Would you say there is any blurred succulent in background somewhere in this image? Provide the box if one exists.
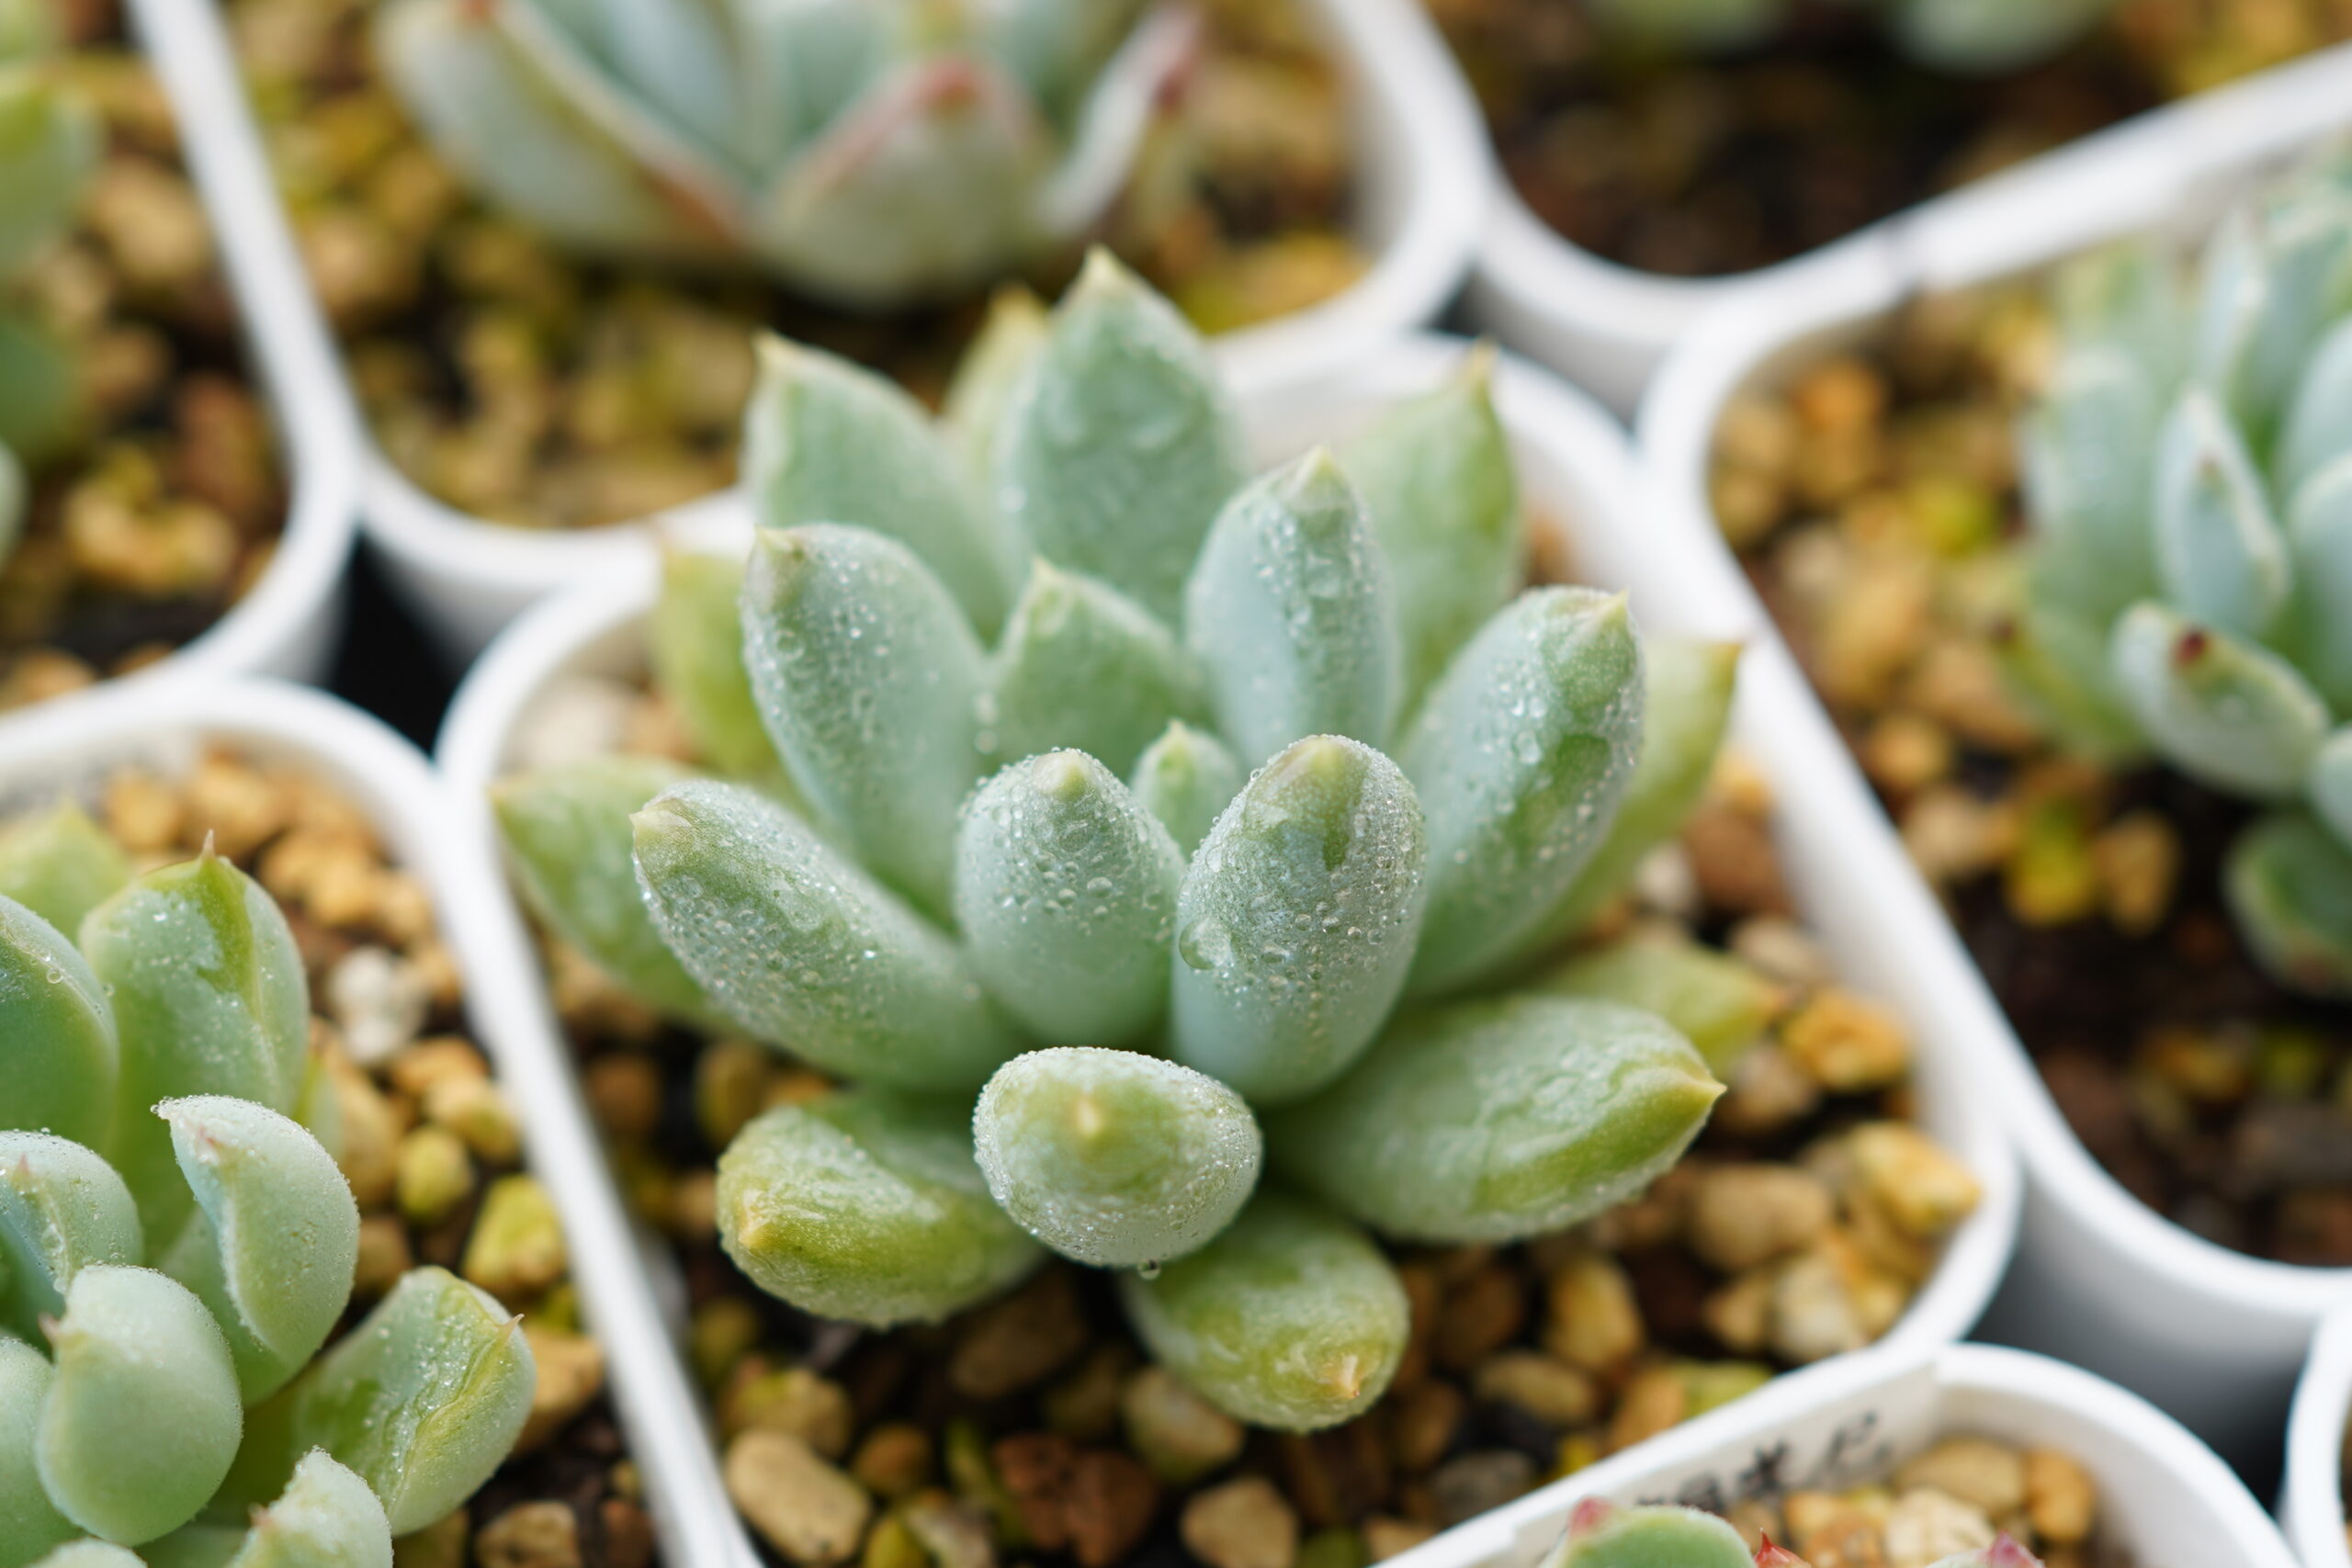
[496,250,1747,1433]
[1585,0,2114,74]
[2001,154,2352,998]
[1544,1500,2045,1567]
[0,842,533,1564]
[371,0,1201,309]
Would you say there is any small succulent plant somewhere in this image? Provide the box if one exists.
[372,0,1198,309]
[1586,0,2112,74]
[0,829,534,1564]
[1548,1500,2045,1568]
[2005,155,2352,996]
[496,252,1744,1432]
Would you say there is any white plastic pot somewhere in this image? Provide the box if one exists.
[178,0,1490,662]
[1468,39,2352,414]
[0,0,364,738]
[1639,96,2352,1461]
[435,334,2019,1568]
[2286,1305,2352,1568]
[1386,1342,2297,1568]
[0,676,722,1568]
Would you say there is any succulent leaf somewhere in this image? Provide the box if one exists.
[952,751,1185,1046]
[2109,602,2328,799]
[634,779,1024,1091]
[717,1091,1042,1326]
[973,1047,1262,1269]
[1885,0,2113,72]
[1117,1190,1408,1432]
[1536,936,1784,1073]
[2150,389,2291,643]
[0,803,127,940]
[0,313,76,469]
[0,1338,75,1568]
[0,895,117,1154]
[2286,454,2352,709]
[2016,345,2160,619]
[24,1544,140,1568]
[211,1451,390,1568]
[492,755,720,1024]
[1397,588,1645,996]
[0,1133,141,1345]
[1995,587,2151,763]
[2223,811,2352,996]
[943,286,1048,477]
[1267,995,1721,1243]
[2051,239,2184,382]
[1183,449,1401,766]
[221,1268,534,1536]
[0,71,99,280]
[648,552,788,783]
[741,524,989,918]
[2275,316,2352,503]
[2195,194,2352,437]
[991,250,1249,625]
[1169,736,1428,1106]
[990,561,1204,776]
[1541,1500,1752,1568]
[1129,721,1244,856]
[36,1265,242,1545]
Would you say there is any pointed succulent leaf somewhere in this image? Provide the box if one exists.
[2223,811,2352,997]
[1541,1500,1751,1568]
[0,894,116,1153]
[0,1338,74,1568]
[633,779,1023,1091]
[1169,736,1428,1106]
[648,551,786,783]
[2275,317,2352,503]
[212,1451,390,1568]
[1129,721,1242,855]
[1995,584,2150,762]
[2196,194,2352,436]
[222,1268,534,1536]
[2016,345,2160,618]
[0,802,127,939]
[1397,588,1645,996]
[2311,728,2352,851]
[1340,347,1524,703]
[991,250,1249,624]
[717,1091,1042,1326]
[952,751,1185,1046]
[1268,995,1721,1243]
[1116,1190,1408,1432]
[2151,389,2291,643]
[990,560,1204,776]
[37,1266,242,1546]
[25,1545,141,1568]
[742,340,1021,637]
[2286,454,2352,710]
[0,1133,141,1345]
[1184,449,1400,765]
[1536,936,1785,1074]
[2109,602,2328,799]
[154,1097,359,1404]
[741,524,989,918]
[0,72,100,279]
[1530,637,1738,953]
[974,1047,1261,1269]
[944,287,1048,477]
[491,755,719,1023]
[80,852,308,1240]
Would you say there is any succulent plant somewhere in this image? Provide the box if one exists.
[2005,155,2352,996]
[0,837,533,1563]
[372,0,1198,309]
[1545,1501,2046,1568]
[495,252,1742,1432]
[1585,0,2113,74]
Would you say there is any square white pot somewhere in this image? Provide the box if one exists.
[0,0,363,743]
[2286,1305,2352,1568]
[434,335,2019,1568]
[1637,94,2352,1458]
[1466,39,2352,414]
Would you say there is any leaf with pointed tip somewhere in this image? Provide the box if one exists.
[990,561,1204,776]
[2109,602,2328,799]
[220,1268,534,1536]
[154,1098,358,1404]
[2196,193,2352,437]
[741,524,989,919]
[1397,588,1645,996]
[2276,317,2352,503]
[742,341,1020,637]
[1169,737,1427,1106]
[1184,449,1400,765]
[213,1451,390,1568]
[2152,389,2290,643]
[79,853,308,1241]
[38,1266,242,1545]
[649,552,788,784]
[0,803,127,940]
[634,779,1024,1091]
[953,751,1184,1046]
[1269,995,1719,1243]
[1129,721,1242,856]
[0,894,116,1154]
[1117,1190,1407,1432]
[1996,582,2149,762]
[1340,350,1523,704]
[1542,1500,1751,1568]
[2224,811,2352,997]
[717,1091,1042,1326]
[991,250,1248,624]
[0,1133,141,1344]
[491,755,719,1023]
[944,287,1048,477]
[1535,936,1784,1073]
[2017,344,2161,619]
[975,1047,1261,1269]
[0,1337,75,1568]
[2287,454,2352,710]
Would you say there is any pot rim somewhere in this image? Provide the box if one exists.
[2285,1304,2352,1568]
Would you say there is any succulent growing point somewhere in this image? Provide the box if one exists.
[1585,0,2114,74]
[0,845,533,1561]
[497,252,1745,1432]
[371,0,1197,308]
[2007,156,2352,996]
[1544,1501,2048,1568]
